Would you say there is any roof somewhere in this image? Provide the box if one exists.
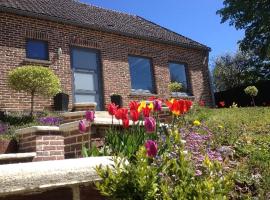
[0,0,210,51]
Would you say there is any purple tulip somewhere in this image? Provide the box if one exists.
[144,117,156,133]
[145,140,158,157]
[153,99,162,112]
[85,110,95,122]
[78,120,87,133]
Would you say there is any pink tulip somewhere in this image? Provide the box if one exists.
[153,99,162,112]
[144,117,156,133]
[78,120,87,132]
[145,140,158,157]
[85,110,95,122]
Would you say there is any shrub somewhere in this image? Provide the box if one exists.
[168,81,183,92]
[8,66,61,116]
[244,86,258,106]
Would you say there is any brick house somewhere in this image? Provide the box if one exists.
[0,0,213,112]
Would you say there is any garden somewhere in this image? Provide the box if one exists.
[0,65,269,199]
[77,99,270,200]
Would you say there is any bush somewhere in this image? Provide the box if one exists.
[168,82,183,92]
[244,86,258,106]
[8,66,61,116]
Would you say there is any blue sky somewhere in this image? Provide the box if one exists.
[81,0,244,67]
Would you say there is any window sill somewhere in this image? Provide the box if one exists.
[23,58,51,66]
[171,92,195,99]
[128,91,158,97]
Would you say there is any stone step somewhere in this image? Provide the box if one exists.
[0,152,36,165]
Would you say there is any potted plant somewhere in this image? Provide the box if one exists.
[168,82,187,97]
[110,93,123,108]
[54,92,69,111]
[0,123,17,154]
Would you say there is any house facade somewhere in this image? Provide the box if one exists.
[0,0,213,112]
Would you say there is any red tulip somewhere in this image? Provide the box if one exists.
[145,140,158,157]
[107,103,118,116]
[130,110,139,122]
[142,106,151,118]
[199,100,205,107]
[122,118,129,129]
[115,108,128,120]
[129,101,140,111]
[219,101,225,107]
[78,120,87,133]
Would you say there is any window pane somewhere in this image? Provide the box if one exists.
[26,40,48,60]
[128,56,154,93]
[75,94,96,103]
[72,48,97,70]
[169,63,188,91]
[74,72,95,91]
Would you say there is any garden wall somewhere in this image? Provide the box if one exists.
[214,80,270,107]
[0,157,111,200]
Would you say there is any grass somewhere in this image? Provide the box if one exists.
[184,106,270,199]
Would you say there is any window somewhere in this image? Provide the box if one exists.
[26,39,49,60]
[169,62,188,92]
[128,56,155,93]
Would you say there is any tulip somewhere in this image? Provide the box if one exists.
[115,108,128,120]
[138,101,146,113]
[145,140,158,157]
[107,103,118,116]
[219,101,225,107]
[142,106,152,118]
[153,99,162,112]
[78,120,87,132]
[85,110,95,122]
[193,120,201,126]
[130,110,139,122]
[144,117,156,133]
[122,118,129,129]
[129,101,140,111]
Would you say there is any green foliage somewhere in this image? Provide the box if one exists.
[82,144,110,157]
[96,130,233,200]
[105,126,152,160]
[244,86,258,97]
[185,107,270,199]
[168,82,183,92]
[217,0,270,60]
[212,52,264,91]
[8,65,61,115]
[8,65,61,96]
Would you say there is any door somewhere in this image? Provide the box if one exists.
[71,47,102,110]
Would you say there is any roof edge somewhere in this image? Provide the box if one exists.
[0,6,211,52]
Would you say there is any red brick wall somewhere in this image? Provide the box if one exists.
[0,12,213,112]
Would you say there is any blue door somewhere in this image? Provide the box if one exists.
[71,47,102,110]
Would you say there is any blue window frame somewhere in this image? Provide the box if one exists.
[169,62,188,92]
[128,55,155,93]
[26,39,49,60]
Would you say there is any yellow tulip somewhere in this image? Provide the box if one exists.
[193,120,201,126]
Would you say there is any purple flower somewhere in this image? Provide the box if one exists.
[39,117,62,126]
[85,110,95,122]
[153,99,162,112]
[0,123,9,135]
[78,120,87,133]
[145,140,158,157]
[195,169,202,176]
[144,117,156,133]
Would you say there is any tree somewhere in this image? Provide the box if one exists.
[213,51,257,91]
[8,66,61,116]
[217,0,270,59]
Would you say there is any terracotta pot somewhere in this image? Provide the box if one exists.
[0,139,18,154]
